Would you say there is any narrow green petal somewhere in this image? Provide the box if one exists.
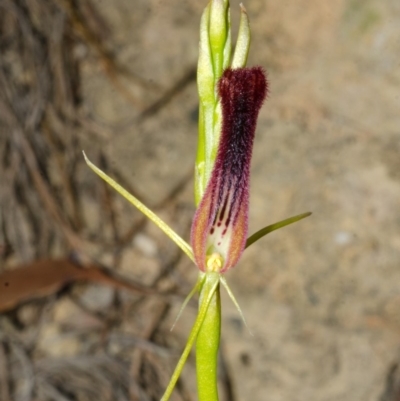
[245,212,312,249]
[170,275,204,332]
[83,151,194,262]
[220,276,251,335]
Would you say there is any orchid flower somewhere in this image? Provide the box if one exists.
[192,66,267,274]
[84,1,310,400]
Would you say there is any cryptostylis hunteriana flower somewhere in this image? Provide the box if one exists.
[83,1,310,400]
[192,67,267,274]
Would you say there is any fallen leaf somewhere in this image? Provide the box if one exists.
[0,258,154,312]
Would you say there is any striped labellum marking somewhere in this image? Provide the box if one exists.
[191,67,268,273]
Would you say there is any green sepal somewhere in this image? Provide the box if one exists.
[83,152,194,262]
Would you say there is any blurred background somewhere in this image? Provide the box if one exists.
[0,0,400,400]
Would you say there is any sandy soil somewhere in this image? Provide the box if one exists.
[78,0,400,400]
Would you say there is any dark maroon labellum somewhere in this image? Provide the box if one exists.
[191,67,268,272]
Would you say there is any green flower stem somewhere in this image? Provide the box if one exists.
[196,274,221,401]
[160,273,220,401]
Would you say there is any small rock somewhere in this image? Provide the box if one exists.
[79,284,114,311]
[133,233,158,257]
[37,323,81,357]
[334,231,353,245]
